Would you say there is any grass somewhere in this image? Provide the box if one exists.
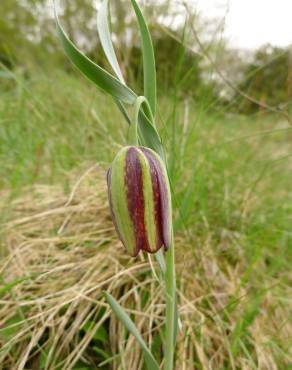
[0,68,291,368]
[0,70,125,192]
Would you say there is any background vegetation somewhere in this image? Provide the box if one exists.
[0,0,291,369]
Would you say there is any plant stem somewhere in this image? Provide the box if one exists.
[164,232,176,370]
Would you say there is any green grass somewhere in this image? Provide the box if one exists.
[0,68,291,367]
[0,70,126,192]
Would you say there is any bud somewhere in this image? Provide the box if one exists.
[107,146,172,257]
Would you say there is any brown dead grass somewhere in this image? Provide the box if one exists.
[0,166,291,369]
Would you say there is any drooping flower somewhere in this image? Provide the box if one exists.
[107,146,172,257]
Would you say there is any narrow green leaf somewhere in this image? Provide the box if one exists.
[98,353,121,367]
[126,95,164,159]
[54,1,136,104]
[0,70,14,79]
[231,296,262,356]
[97,0,125,83]
[130,0,157,116]
[0,277,30,297]
[133,96,156,147]
[93,346,110,360]
[138,111,164,159]
[105,292,160,370]
[155,249,166,274]
[174,295,179,345]
[0,314,23,338]
[82,320,108,342]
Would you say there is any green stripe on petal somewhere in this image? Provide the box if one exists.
[146,148,172,248]
[111,147,136,256]
[137,149,157,252]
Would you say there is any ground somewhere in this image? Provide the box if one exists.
[0,70,291,369]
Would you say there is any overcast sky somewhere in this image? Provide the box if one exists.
[193,0,292,49]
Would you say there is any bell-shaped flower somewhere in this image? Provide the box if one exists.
[107,146,172,257]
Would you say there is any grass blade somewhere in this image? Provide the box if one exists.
[0,277,30,297]
[130,0,157,116]
[155,249,166,274]
[97,0,125,83]
[0,70,14,79]
[105,292,160,370]
[54,1,136,104]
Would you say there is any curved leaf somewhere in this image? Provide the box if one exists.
[138,110,164,159]
[54,1,136,104]
[105,292,160,370]
[97,0,125,83]
[130,0,157,116]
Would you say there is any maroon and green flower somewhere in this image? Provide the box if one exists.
[107,146,172,257]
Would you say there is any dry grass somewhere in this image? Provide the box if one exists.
[0,165,291,369]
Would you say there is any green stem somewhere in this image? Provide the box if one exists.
[134,95,155,128]
[164,232,176,370]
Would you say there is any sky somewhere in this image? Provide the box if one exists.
[193,0,292,49]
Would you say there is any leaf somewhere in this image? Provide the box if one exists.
[82,320,108,342]
[93,346,110,360]
[130,0,157,116]
[155,249,166,274]
[39,345,50,369]
[0,314,23,338]
[127,95,164,159]
[98,353,121,368]
[72,360,92,370]
[97,0,125,83]
[173,294,179,345]
[53,1,136,104]
[105,292,160,370]
[138,110,164,159]
[231,296,262,356]
[0,276,30,297]
[131,96,164,158]
[0,70,14,79]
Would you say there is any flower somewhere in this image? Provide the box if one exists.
[107,146,172,257]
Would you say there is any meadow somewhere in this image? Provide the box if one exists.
[0,66,291,369]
